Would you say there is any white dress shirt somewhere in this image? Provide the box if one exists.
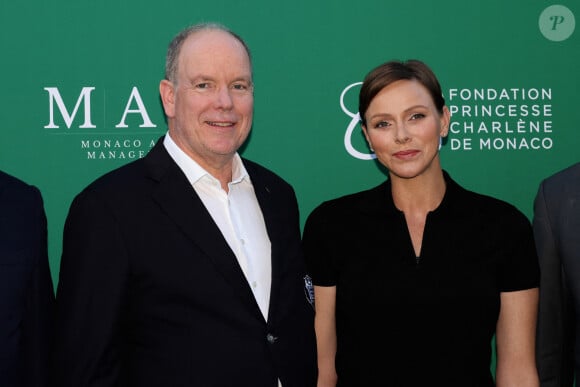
[163,134,272,320]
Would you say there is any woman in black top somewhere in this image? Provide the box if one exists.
[302,60,539,387]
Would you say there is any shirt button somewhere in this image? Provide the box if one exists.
[266,333,277,344]
[251,281,257,288]
[240,238,245,245]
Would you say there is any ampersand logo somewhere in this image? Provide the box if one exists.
[340,82,376,160]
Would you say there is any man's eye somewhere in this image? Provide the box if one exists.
[232,83,248,91]
[195,83,210,89]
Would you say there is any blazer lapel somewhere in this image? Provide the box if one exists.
[245,162,289,322]
[144,139,263,319]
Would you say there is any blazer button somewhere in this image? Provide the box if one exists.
[266,333,277,344]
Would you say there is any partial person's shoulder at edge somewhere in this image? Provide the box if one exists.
[542,161,580,186]
[0,169,36,190]
[0,170,42,201]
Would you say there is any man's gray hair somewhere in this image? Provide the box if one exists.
[164,22,252,84]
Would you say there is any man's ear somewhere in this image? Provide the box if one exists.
[159,80,176,118]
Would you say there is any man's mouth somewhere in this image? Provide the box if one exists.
[207,121,235,127]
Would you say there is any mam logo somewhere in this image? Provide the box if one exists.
[44,86,157,129]
[44,86,161,160]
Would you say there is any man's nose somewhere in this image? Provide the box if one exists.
[214,87,234,109]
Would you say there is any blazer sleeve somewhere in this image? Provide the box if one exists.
[533,181,575,387]
[53,189,129,387]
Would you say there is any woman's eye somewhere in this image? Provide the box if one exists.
[410,113,425,120]
[374,120,390,128]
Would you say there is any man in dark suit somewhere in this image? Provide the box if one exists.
[534,161,580,387]
[52,23,317,387]
[0,170,54,387]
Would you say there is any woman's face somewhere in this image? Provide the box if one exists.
[362,79,449,180]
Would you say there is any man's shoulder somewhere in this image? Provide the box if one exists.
[242,158,293,188]
[72,152,166,212]
[66,157,156,221]
[79,136,170,194]
[84,158,147,193]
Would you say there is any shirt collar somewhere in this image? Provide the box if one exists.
[363,170,460,215]
[163,132,249,187]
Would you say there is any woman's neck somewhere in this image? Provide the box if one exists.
[391,168,446,214]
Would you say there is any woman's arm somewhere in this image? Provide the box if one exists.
[314,285,338,387]
[495,288,540,387]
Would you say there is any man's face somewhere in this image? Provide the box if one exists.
[160,29,253,171]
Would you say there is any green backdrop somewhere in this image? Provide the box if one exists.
[0,0,578,375]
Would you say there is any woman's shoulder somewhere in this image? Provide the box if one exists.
[306,182,389,223]
[449,178,530,228]
[316,182,387,209]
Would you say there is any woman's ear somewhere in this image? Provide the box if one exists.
[440,106,451,137]
[361,124,374,152]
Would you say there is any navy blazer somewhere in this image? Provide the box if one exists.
[534,162,580,387]
[0,170,54,387]
[53,138,317,387]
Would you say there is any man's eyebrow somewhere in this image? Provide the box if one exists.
[231,76,253,83]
